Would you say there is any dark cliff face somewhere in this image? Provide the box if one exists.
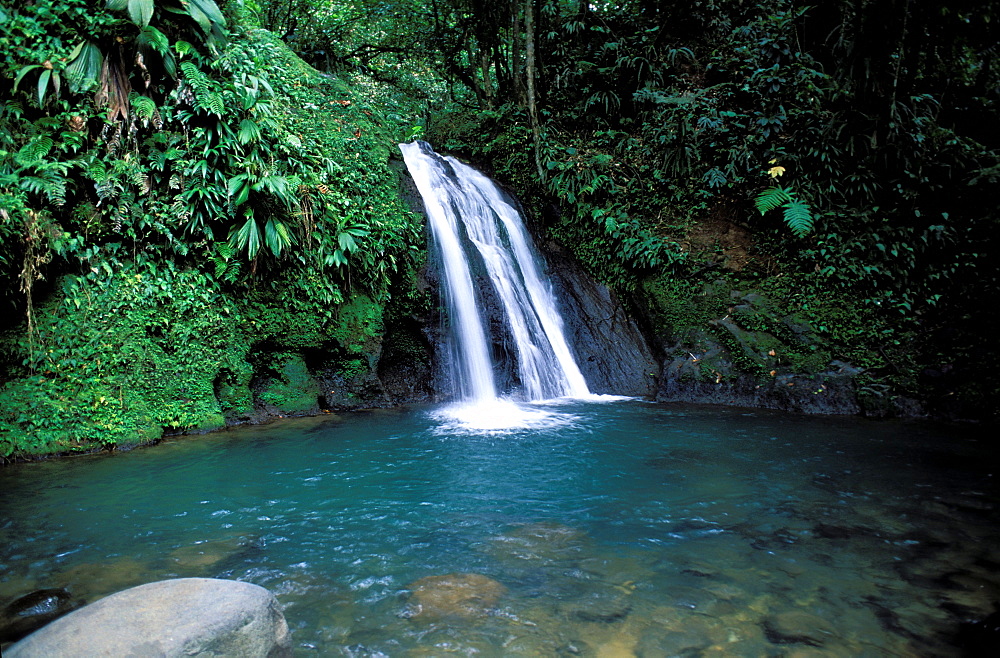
[540,241,660,397]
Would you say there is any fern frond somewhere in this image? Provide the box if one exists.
[206,92,225,117]
[782,200,814,237]
[754,186,793,214]
[15,137,54,167]
[131,93,157,122]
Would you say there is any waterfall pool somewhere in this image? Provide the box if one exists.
[2,400,997,655]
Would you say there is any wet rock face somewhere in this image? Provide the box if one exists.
[404,573,507,620]
[0,588,79,643]
[542,243,659,396]
[656,349,864,415]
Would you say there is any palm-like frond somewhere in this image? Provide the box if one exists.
[754,186,793,214]
[782,200,814,237]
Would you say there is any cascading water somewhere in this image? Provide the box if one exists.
[400,141,590,427]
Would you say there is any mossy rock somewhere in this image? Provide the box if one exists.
[259,354,320,416]
[331,294,385,355]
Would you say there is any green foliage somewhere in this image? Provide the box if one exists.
[0,260,251,457]
[259,353,320,415]
[754,187,814,237]
[330,294,385,354]
[0,4,428,456]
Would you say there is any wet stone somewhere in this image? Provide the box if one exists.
[404,573,506,620]
[168,535,261,572]
[636,627,712,657]
[813,523,862,540]
[561,584,632,623]
[763,610,838,647]
[0,588,79,643]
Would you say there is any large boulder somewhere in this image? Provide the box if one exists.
[6,578,291,657]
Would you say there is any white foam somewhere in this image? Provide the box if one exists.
[429,399,579,435]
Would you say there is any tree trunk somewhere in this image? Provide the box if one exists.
[524,0,545,181]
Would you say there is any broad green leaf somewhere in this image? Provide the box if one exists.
[65,42,103,94]
[189,0,226,27]
[128,0,154,27]
[37,69,52,107]
[264,218,293,257]
[105,0,128,10]
[14,65,40,92]
[185,1,212,35]
[237,118,261,144]
[338,231,357,252]
[230,215,261,258]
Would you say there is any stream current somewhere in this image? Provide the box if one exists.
[2,401,998,655]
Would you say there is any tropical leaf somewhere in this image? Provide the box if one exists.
[137,27,175,77]
[782,200,814,237]
[37,69,53,107]
[754,186,793,214]
[230,214,262,258]
[65,42,104,94]
[227,174,250,206]
[104,0,128,10]
[703,168,727,188]
[189,0,226,27]
[127,0,154,28]
[237,118,261,144]
[137,25,169,54]
[206,92,225,117]
[131,93,157,121]
[15,138,55,167]
[264,218,294,257]
[338,231,357,252]
[13,65,41,92]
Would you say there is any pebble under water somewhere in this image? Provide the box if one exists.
[1,400,998,655]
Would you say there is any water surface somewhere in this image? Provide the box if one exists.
[2,401,998,655]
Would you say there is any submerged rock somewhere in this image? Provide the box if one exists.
[404,573,506,620]
[6,578,291,657]
[0,588,79,644]
[763,609,838,647]
[562,584,632,623]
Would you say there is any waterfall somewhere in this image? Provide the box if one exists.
[399,141,590,410]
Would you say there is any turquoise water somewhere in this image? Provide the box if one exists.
[2,401,998,655]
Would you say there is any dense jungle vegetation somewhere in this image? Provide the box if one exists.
[2,0,998,458]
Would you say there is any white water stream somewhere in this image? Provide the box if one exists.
[400,141,591,427]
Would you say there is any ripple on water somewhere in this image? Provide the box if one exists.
[1,403,998,656]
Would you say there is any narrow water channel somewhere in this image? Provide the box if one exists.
[1,401,997,655]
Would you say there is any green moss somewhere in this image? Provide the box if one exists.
[331,294,385,354]
[0,263,252,457]
[259,353,320,415]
